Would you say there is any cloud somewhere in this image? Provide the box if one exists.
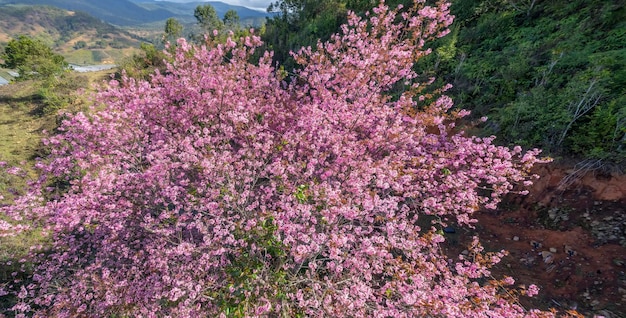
[156,0,274,12]
[222,0,274,11]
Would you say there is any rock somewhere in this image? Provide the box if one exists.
[541,251,554,264]
[513,236,520,241]
[443,226,456,234]
[530,240,542,249]
[564,245,576,257]
[520,254,536,266]
[549,247,557,253]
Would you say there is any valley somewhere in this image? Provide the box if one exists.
[0,0,274,67]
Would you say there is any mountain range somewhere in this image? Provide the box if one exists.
[0,5,147,64]
[0,0,272,26]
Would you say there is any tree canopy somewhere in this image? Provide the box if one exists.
[163,17,184,44]
[223,9,240,31]
[1,35,67,80]
[194,4,224,32]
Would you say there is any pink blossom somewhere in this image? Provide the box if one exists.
[526,284,540,297]
[0,1,551,317]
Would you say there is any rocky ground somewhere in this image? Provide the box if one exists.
[442,164,626,317]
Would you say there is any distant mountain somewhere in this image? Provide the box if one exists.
[0,5,146,64]
[0,0,272,27]
[0,0,173,26]
[130,1,273,25]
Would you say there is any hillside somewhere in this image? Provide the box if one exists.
[0,0,273,27]
[134,1,271,26]
[435,0,626,166]
[0,0,173,26]
[0,5,146,64]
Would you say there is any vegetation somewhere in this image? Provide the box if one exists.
[182,4,249,43]
[223,9,241,32]
[1,35,66,80]
[117,42,169,80]
[0,5,146,65]
[0,68,112,311]
[1,2,555,316]
[262,0,626,167]
[194,4,225,33]
[163,17,184,44]
[0,0,623,316]
[438,0,626,166]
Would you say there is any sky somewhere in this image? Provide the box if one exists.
[221,0,274,11]
[155,0,274,12]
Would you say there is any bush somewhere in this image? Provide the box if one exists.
[1,35,67,80]
[2,1,553,317]
[116,43,169,81]
[35,74,89,115]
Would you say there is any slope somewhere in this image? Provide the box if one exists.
[0,0,174,26]
[0,5,146,64]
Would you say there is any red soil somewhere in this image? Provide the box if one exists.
[443,164,626,317]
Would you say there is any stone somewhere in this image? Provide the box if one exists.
[540,251,554,264]
[564,245,576,257]
[443,226,456,234]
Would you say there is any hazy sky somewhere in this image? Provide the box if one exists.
[156,0,274,12]
[224,0,273,11]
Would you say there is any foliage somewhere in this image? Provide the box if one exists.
[73,40,87,50]
[116,42,169,81]
[2,1,554,317]
[195,4,224,33]
[264,0,350,70]
[35,73,90,115]
[1,35,67,81]
[263,0,626,166]
[439,0,626,164]
[263,0,411,70]
[223,9,241,31]
[164,17,184,44]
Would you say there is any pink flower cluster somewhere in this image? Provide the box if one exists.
[3,1,557,317]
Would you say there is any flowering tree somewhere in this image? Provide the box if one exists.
[2,1,557,317]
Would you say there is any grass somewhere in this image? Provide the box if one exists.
[0,80,46,312]
[0,81,50,166]
[0,69,116,314]
[63,47,141,65]
[0,69,114,166]
[63,49,98,65]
